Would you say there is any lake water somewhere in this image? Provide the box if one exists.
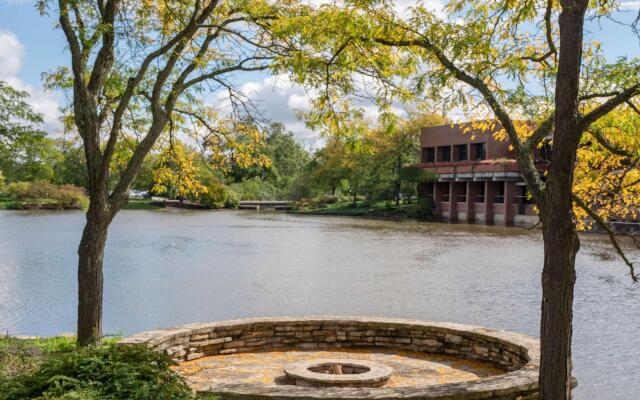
[0,209,638,399]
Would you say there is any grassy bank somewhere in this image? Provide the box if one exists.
[0,197,13,210]
[0,198,162,211]
[0,336,217,400]
[122,199,163,210]
[295,201,433,219]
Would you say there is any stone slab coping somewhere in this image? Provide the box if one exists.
[121,316,543,400]
[284,358,393,386]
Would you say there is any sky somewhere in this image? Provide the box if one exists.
[1,0,639,144]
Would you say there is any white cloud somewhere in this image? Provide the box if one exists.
[0,30,23,79]
[620,1,640,10]
[215,74,319,144]
[212,73,412,147]
[0,29,61,132]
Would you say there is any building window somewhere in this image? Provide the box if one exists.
[475,184,486,203]
[422,147,435,163]
[454,144,468,161]
[494,184,505,203]
[438,146,451,162]
[471,143,486,160]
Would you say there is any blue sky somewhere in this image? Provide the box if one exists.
[1,0,639,141]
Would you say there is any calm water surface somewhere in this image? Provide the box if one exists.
[0,209,638,399]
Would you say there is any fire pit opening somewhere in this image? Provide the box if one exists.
[284,358,392,388]
[308,362,371,375]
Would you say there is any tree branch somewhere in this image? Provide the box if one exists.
[573,194,638,282]
[578,84,640,132]
[100,0,214,187]
[87,0,117,97]
[626,99,640,116]
[182,58,272,90]
[588,127,636,157]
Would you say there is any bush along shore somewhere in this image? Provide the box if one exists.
[0,181,88,210]
[0,335,218,400]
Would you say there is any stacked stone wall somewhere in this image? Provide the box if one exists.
[122,317,544,400]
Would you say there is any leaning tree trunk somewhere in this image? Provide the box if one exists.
[77,199,110,346]
[537,2,586,398]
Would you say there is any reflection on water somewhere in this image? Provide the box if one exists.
[0,209,638,399]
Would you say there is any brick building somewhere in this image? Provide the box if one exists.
[417,124,548,225]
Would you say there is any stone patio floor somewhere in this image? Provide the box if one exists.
[172,349,506,391]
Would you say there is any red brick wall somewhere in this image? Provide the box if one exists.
[420,124,513,160]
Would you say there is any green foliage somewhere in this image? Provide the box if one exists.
[199,181,240,209]
[294,112,446,205]
[51,140,87,189]
[399,167,438,182]
[229,177,280,200]
[0,81,59,184]
[4,181,88,210]
[0,339,208,400]
[227,123,310,198]
[411,196,434,218]
[263,123,310,190]
[0,81,46,153]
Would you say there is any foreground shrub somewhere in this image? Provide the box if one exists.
[4,181,88,210]
[0,341,205,400]
[0,337,76,381]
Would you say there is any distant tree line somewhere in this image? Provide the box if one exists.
[1,79,449,210]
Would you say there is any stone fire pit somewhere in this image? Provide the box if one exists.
[121,316,545,399]
[284,358,392,387]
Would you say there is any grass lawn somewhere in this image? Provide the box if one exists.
[297,201,431,219]
[122,199,163,210]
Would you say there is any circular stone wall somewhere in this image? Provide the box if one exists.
[120,316,542,399]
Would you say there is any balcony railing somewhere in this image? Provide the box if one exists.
[440,194,450,202]
[474,195,485,203]
[456,195,467,203]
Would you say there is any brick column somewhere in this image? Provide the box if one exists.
[448,182,457,222]
[504,181,516,225]
[432,182,441,218]
[466,182,482,223]
[484,181,495,224]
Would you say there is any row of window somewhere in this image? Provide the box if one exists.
[425,185,534,204]
[428,194,534,204]
[422,143,486,163]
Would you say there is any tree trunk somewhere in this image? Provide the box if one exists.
[539,194,579,400]
[538,2,587,398]
[77,201,110,346]
[395,156,402,205]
